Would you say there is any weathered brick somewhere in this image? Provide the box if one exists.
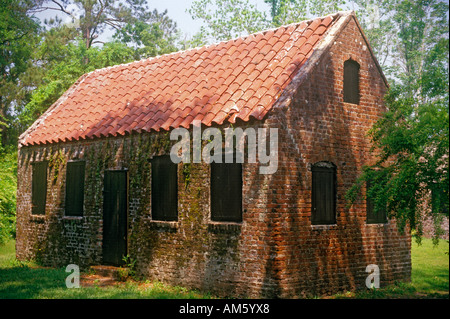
[15,16,411,298]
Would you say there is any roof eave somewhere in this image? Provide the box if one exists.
[18,73,90,147]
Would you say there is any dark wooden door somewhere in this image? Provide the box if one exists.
[103,170,127,265]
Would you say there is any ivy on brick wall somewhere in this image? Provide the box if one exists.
[48,149,65,184]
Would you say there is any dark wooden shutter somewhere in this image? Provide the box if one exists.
[211,162,242,222]
[311,164,336,225]
[103,170,128,265]
[343,60,360,104]
[151,155,178,221]
[31,161,48,215]
[366,180,387,224]
[65,161,85,216]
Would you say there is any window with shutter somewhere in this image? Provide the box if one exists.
[31,161,48,215]
[343,59,360,104]
[366,180,387,224]
[311,162,336,225]
[210,158,242,223]
[151,155,178,221]
[65,161,85,216]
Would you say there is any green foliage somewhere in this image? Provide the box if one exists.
[366,87,448,236]
[188,0,270,42]
[0,0,40,145]
[48,149,65,184]
[35,0,156,49]
[20,39,135,128]
[265,0,345,26]
[347,0,449,241]
[0,148,17,245]
[188,0,346,43]
[119,254,137,280]
[0,0,40,81]
[355,0,449,85]
[353,1,398,72]
[347,86,448,239]
[113,19,178,60]
[182,163,192,190]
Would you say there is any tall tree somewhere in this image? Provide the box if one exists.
[352,1,398,73]
[188,0,346,43]
[0,149,17,244]
[32,0,154,49]
[264,0,345,26]
[188,0,269,42]
[0,0,40,147]
[113,9,179,60]
[0,0,39,241]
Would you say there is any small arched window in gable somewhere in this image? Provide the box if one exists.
[343,59,360,104]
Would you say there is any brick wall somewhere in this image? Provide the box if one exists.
[16,16,411,298]
[258,16,411,296]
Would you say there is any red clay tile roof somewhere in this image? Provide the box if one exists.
[20,12,351,146]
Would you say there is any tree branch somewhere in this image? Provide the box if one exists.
[50,0,76,18]
[92,40,105,45]
[104,20,122,30]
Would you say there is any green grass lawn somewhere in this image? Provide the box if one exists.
[0,240,211,299]
[411,238,449,297]
[0,238,448,299]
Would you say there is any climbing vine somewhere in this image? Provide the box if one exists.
[182,163,191,190]
[48,149,65,184]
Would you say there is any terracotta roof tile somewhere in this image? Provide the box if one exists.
[321,15,334,27]
[301,28,314,39]
[249,104,266,120]
[315,25,328,35]
[306,17,321,31]
[267,34,281,47]
[263,29,275,38]
[241,84,256,98]
[21,12,346,146]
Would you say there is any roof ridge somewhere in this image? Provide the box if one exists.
[261,10,350,33]
[85,11,352,77]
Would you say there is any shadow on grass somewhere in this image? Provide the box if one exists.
[413,267,449,294]
[0,263,210,299]
[0,265,67,299]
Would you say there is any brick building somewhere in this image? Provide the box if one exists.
[16,11,411,297]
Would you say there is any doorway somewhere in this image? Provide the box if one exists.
[102,170,128,265]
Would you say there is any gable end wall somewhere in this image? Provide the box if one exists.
[260,16,411,296]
